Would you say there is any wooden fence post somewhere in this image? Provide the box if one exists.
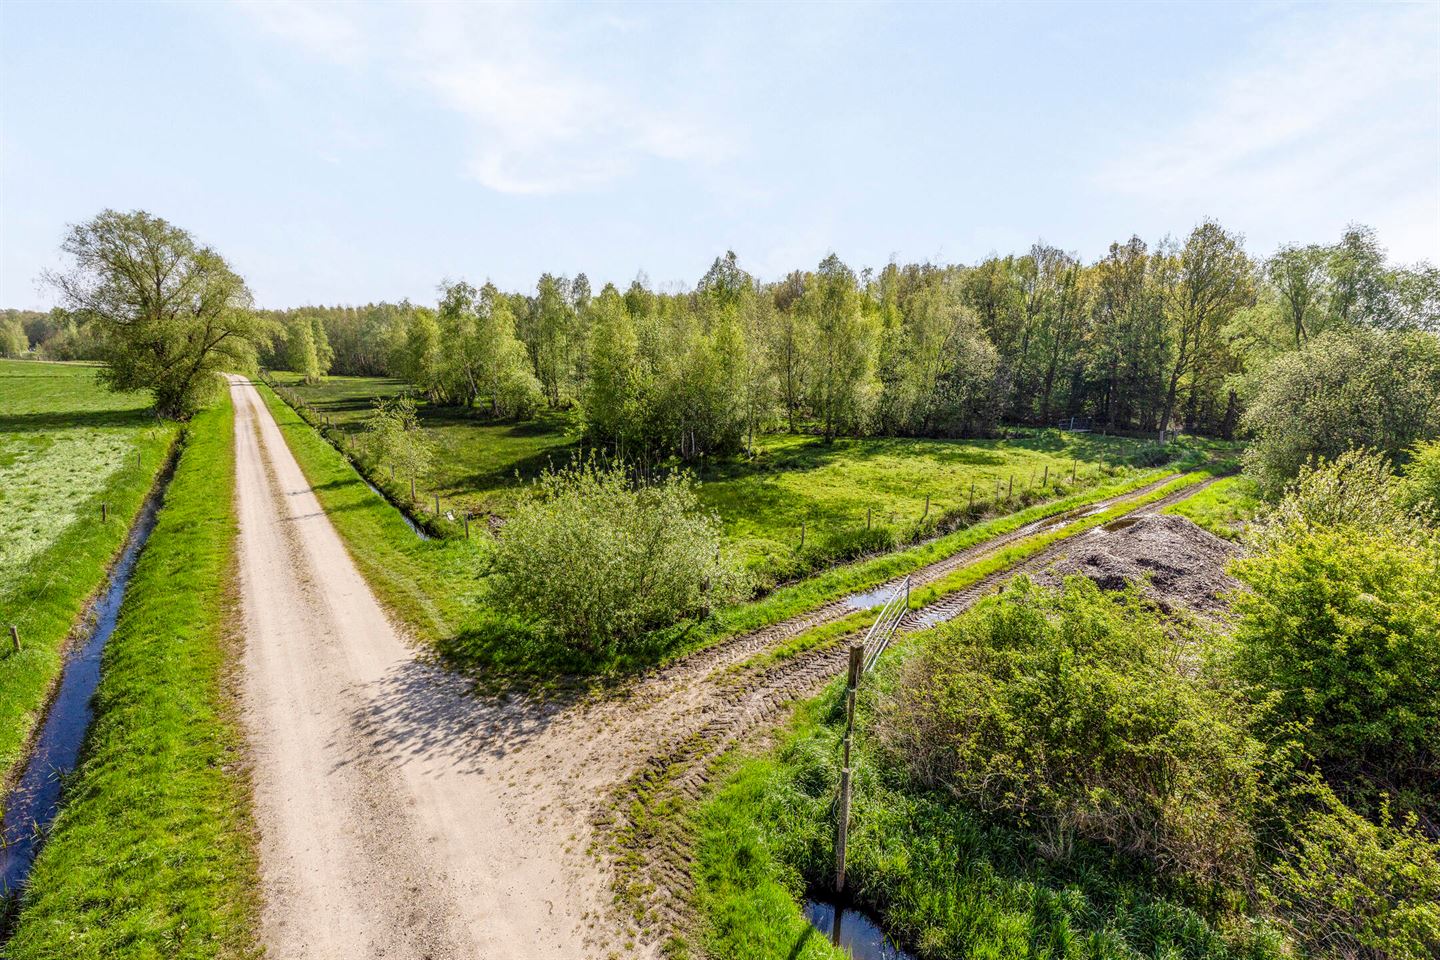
[836,642,865,893]
[101,502,108,522]
[1071,459,1077,482]
[968,481,975,511]
[1042,465,1049,488]
[9,625,19,653]
[411,477,416,500]
[434,494,440,516]
[464,514,470,540]
[866,507,871,530]
[922,494,930,521]
[799,521,806,551]
[1007,475,1014,501]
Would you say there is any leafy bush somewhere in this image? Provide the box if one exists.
[1268,787,1440,960]
[1397,439,1440,524]
[876,577,1273,888]
[489,460,747,652]
[1255,448,1408,542]
[1241,327,1440,496]
[361,393,433,482]
[1229,526,1440,770]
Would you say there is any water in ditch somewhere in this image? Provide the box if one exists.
[362,479,431,540]
[0,470,170,898]
[803,898,915,960]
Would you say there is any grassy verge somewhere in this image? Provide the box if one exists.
[0,360,179,785]
[6,392,259,959]
[1164,473,1263,540]
[689,631,1278,960]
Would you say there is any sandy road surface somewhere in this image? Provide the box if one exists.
[229,373,1217,957]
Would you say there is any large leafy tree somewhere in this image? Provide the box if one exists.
[46,209,270,419]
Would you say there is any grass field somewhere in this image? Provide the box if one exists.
[268,371,1169,574]
[0,359,178,783]
[257,380,1200,682]
[7,391,260,959]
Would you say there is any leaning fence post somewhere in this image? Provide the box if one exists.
[1007,475,1014,501]
[836,642,865,893]
[922,494,930,521]
[1042,465,1049,488]
[9,625,19,653]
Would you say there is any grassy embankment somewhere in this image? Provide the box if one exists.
[687,564,1274,960]
[1164,473,1263,540]
[257,379,1202,681]
[6,391,260,959]
[267,371,1168,575]
[0,359,178,784]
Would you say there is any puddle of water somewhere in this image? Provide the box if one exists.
[1099,516,1142,534]
[844,584,901,610]
[907,605,961,629]
[804,899,916,960]
[1,471,170,897]
[362,479,431,540]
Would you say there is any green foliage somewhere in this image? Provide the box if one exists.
[877,578,1272,889]
[1241,327,1440,496]
[692,686,1283,960]
[1267,789,1440,960]
[361,392,433,483]
[45,209,273,420]
[1258,448,1409,538]
[0,315,27,357]
[285,314,322,384]
[1229,526,1440,769]
[489,460,748,651]
[6,394,259,959]
[1397,439,1440,523]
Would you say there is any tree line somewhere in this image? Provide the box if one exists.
[245,222,1437,464]
[20,210,1438,448]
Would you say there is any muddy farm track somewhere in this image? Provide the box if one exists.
[227,374,1215,959]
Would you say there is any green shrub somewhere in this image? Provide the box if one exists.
[876,577,1272,889]
[1397,439,1440,524]
[1229,527,1440,770]
[1268,788,1440,960]
[1241,328,1440,497]
[489,460,748,652]
[1256,448,1407,540]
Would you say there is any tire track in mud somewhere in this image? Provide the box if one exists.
[604,472,1225,940]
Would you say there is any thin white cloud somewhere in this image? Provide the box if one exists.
[232,0,367,66]
[231,1,729,195]
[1095,4,1440,259]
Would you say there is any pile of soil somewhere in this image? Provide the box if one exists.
[1041,513,1241,615]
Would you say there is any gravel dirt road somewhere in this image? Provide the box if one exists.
[228,374,1217,958]
[231,375,624,959]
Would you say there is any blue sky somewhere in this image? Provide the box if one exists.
[2,1,1437,308]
